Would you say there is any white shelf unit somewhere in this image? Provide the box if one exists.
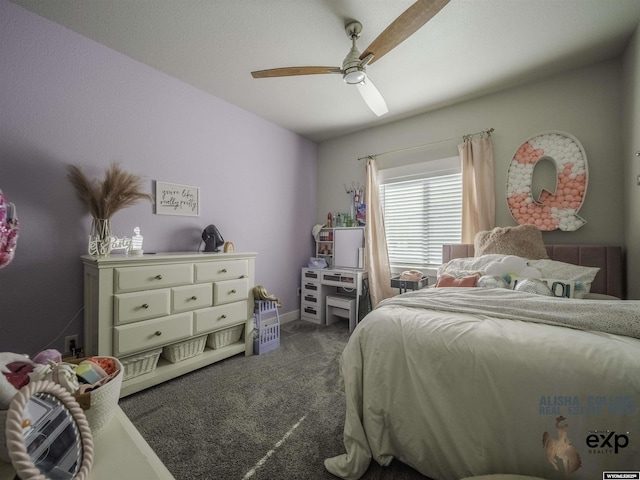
[315,227,334,268]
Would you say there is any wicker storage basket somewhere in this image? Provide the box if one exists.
[73,356,123,436]
[162,335,207,364]
[120,348,162,380]
[207,324,244,349]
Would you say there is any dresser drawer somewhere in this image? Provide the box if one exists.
[172,283,213,313]
[115,264,194,293]
[213,278,249,305]
[114,289,171,325]
[114,313,193,356]
[195,260,248,282]
[193,301,248,335]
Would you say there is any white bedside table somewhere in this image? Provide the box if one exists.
[0,407,174,480]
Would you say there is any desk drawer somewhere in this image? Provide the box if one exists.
[115,264,194,293]
[302,292,320,304]
[172,283,213,313]
[302,281,320,294]
[322,272,357,288]
[195,260,248,282]
[301,269,321,281]
[114,289,171,325]
[114,313,193,356]
[193,301,247,335]
[301,302,322,324]
[213,278,248,305]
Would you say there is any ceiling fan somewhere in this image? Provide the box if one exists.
[251,0,450,117]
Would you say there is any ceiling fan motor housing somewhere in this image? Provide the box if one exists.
[343,21,366,84]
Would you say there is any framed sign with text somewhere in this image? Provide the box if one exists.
[155,181,200,216]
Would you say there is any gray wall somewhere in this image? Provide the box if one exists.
[0,0,317,355]
[317,59,631,292]
[623,23,640,300]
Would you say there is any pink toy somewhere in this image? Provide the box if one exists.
[0,189,19,268]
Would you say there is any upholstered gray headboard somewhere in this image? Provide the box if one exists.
[442,244,625,299]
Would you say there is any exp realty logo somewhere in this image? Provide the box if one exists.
[587,430,631,454]
[541,417,633,477]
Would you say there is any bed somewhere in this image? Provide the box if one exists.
[324,242,639,480]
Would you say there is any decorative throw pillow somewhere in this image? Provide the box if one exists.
[477,275,510,289]
[436,272,479,288]
[474,224,549,260]
[513,277,575,297]
[514,278,553,296]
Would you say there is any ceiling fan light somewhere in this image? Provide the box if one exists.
[344,69,366,85]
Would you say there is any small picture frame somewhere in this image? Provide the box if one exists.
[155,181,200,216]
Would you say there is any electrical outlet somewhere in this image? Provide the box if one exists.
[297,287,301,296]
[64,335,78,356]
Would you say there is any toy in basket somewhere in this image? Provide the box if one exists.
[71,356,123,436]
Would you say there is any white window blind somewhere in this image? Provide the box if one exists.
[380,157,462,268]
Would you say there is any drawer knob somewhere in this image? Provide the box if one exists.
[220,314,227,319]
[190,296,198,300]
[154,331,162,336]
[230,289,236,294]
[155,274,163,280]
[221,268,228,273]
[141,303,149,309]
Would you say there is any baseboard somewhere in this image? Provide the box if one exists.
[279,309,300,324]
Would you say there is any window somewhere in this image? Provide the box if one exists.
[379,157,462,268]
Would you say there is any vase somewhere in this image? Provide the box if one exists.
[88,218,112,256]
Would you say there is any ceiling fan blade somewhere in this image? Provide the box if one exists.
[360,0,450,65]
[251,66,342,78]
[355,78,388,117]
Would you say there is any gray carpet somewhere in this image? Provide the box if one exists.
[120,320,431,480]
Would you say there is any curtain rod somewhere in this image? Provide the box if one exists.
[357,127,494,161]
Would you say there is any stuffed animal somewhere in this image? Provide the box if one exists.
[0,352,36,409]
[0,349,65,409]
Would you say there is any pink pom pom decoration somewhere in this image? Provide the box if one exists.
[506,132,588,231]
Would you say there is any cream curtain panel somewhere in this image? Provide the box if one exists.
[458,134,496,243]
[365,158,394,307]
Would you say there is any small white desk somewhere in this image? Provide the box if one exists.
[0,407,174,480]
[300,268,368,328]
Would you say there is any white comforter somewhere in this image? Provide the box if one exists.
[324,288,640,480]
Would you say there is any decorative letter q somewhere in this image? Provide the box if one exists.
[506,131,588,231]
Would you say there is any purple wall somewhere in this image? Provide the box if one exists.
[0,0,317,356]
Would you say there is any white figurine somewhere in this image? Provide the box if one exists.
[131,226,143,254]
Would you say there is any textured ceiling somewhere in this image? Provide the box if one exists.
[10,0,640,142]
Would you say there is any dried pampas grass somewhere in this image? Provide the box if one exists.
[67,163,153,219]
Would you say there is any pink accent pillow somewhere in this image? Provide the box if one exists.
[436,273,478,288]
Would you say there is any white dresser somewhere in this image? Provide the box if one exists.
[81,252,257,396]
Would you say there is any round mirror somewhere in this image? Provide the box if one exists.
[4,380,93,480]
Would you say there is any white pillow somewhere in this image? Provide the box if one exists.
[438,254,509,278]
[527,259,600,298]
[440,255,541,287]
